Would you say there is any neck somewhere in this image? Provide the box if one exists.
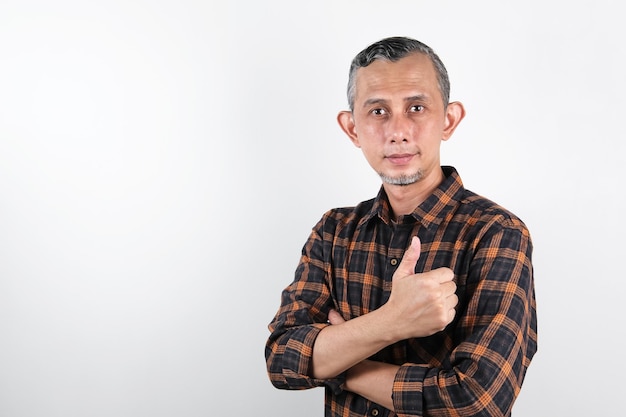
[383,168,444,221]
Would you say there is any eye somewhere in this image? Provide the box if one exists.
[371,108,387,116]
[409,105,424,113]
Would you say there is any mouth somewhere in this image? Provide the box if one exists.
[385,153,416,165]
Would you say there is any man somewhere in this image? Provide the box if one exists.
[265,36,537,417]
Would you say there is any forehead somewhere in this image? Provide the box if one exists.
[354,53,441,104]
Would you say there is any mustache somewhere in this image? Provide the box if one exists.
[384,148,421,158]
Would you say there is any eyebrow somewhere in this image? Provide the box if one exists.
[362,94,429,108]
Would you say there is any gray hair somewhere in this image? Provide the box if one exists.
[346,36,450,111]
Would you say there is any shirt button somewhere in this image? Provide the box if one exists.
[390,259,398,266]
[371,409,379,416]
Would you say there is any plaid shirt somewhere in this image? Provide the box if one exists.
[265,166,537,417]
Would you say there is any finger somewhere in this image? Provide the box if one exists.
[447,307,456,324]
[433,267,455,284]
[327,309,346,325]
[446,293,459,310]
[395,236,421,277]
[440,280,457,297]
[447,295,458,321]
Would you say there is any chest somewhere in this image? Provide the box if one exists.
[331,221,457,316]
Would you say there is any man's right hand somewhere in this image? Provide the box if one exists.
[384,236,458,340]
[312,236,458,380]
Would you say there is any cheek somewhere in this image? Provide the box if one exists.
[359,143,384,168]
[354,124,383,144]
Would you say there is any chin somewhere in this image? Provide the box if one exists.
[379,170,423,186]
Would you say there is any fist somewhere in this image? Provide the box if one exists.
[387,236,458,339]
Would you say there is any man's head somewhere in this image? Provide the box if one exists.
[338,36,465,190]
[346,36,450,112]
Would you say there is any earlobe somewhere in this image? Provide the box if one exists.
[337,111,361,148]
[442,101,466,141]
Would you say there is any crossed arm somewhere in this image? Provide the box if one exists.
[266,222,537,416]
[311,236,457,410]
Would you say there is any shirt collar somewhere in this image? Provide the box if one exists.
[357,166,466,231]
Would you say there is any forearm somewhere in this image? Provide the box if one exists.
[311,307,397,379]
[345,360,398,411]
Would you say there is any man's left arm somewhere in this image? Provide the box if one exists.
[338,221,538,416]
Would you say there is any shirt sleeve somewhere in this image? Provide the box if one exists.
[392,216,537,417]
[264,214,346,394]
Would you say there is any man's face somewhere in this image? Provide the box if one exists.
[343,53,452,187]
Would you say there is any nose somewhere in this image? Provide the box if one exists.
[387,113,411,143]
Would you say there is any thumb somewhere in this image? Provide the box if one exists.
[395,236,421,277]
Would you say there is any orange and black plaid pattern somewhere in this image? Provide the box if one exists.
[266,166,537,417]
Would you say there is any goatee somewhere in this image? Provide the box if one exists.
[379,170,423,186]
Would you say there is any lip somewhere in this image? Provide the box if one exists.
[385,153,415,165]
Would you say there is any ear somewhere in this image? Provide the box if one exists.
[337,110,361,148]
[442,101,466,141]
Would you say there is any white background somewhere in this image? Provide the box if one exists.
[0,1,623,416]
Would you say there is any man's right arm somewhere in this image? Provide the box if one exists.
[266,225,456,393]
[311,236,457,380]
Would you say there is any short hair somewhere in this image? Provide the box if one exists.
[346,36,450,111]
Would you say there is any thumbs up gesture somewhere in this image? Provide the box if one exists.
[384,236,458,340]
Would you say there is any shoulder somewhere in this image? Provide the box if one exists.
[459,188,532,246]
[315,197,376,234]
[463,189,526,224]
[320,198,375,223]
